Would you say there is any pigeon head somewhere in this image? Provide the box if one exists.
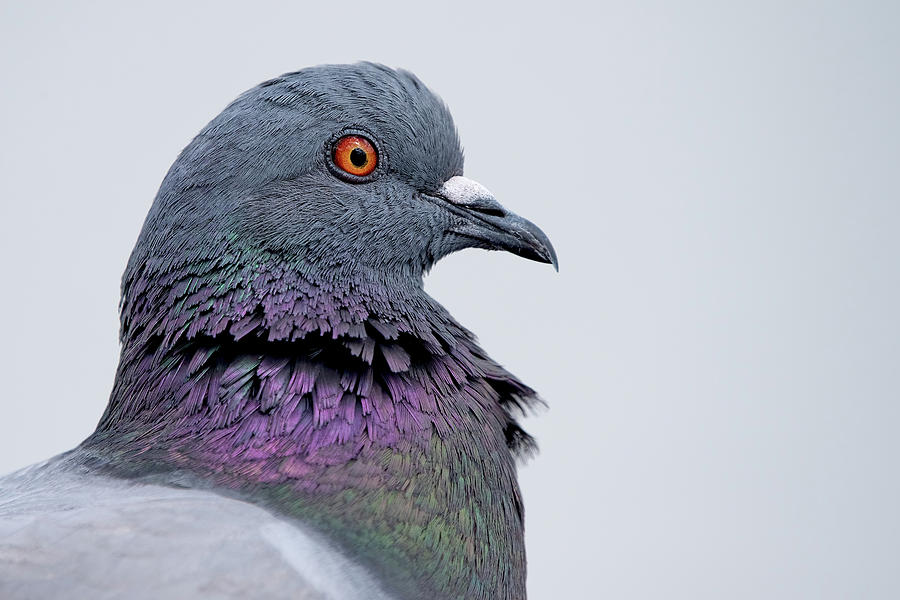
[130,62,556,290]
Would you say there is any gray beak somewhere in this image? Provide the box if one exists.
[432,176,558,270]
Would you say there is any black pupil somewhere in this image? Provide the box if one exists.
[350,147,368,168]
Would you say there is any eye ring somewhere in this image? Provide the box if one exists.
[328,131,381,182]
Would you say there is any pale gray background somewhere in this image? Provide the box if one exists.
[1,1,898,598]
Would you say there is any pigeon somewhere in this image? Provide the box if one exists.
[0,63,557,600]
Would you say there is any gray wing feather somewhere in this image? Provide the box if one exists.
[0,459,396,600]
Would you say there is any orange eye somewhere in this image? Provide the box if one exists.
[332,135,378,177]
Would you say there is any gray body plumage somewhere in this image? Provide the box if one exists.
[0,456,395,600]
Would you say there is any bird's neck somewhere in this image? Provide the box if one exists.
[85,259,536,600]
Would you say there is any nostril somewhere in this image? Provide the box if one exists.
[435,176,508,216]
[467,204,506,218]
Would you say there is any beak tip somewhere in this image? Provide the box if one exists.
[547,246,559,272]
[536,242,559,271]
[532,230,558,272]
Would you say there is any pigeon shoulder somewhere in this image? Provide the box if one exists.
[0,457,396,600]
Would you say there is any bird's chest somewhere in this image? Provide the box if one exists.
[260,422,527,600]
